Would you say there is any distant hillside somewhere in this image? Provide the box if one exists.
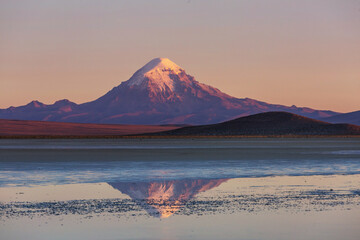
[153,112,360,136]
[0,119,179,137]
[320,111,360,126]
[1,112,358,138]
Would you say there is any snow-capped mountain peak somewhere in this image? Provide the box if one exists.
[0,57,341,125]
[126,58,184,91]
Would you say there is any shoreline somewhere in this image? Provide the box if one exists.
[1,134,360,139]
[1,173,360,190]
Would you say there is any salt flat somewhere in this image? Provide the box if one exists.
[0,138,359,240]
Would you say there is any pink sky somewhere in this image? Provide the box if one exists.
[0,0,359,112]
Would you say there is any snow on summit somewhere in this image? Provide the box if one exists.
[126,58,184,91]
[0,57,340,125]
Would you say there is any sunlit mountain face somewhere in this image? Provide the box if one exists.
[108,179,228,218]
[0,58,340,125]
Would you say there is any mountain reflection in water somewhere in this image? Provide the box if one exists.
[108,179,228,218]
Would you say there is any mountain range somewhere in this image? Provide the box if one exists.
[0,58,357,125]
[320,110,360,126]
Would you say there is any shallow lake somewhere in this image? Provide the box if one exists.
[0,138,360,240]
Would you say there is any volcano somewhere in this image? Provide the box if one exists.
[0,58,340,125]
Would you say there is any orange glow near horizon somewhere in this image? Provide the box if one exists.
[0,1,359,112]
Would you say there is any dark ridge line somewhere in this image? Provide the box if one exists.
[1,135,360,139]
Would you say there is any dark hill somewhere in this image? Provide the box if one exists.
[153,112,360,136]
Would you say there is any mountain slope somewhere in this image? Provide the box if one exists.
[153,112,360,136]
[0,58,340,125]
[320,111,360,126]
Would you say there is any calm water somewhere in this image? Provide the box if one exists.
[0,138,360,240]
[1,138,360,186]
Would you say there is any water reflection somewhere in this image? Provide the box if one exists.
[108,179,228,218]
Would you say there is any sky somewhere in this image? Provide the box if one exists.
[0,0,359,113]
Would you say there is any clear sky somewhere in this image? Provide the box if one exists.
[1,0,359,112]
